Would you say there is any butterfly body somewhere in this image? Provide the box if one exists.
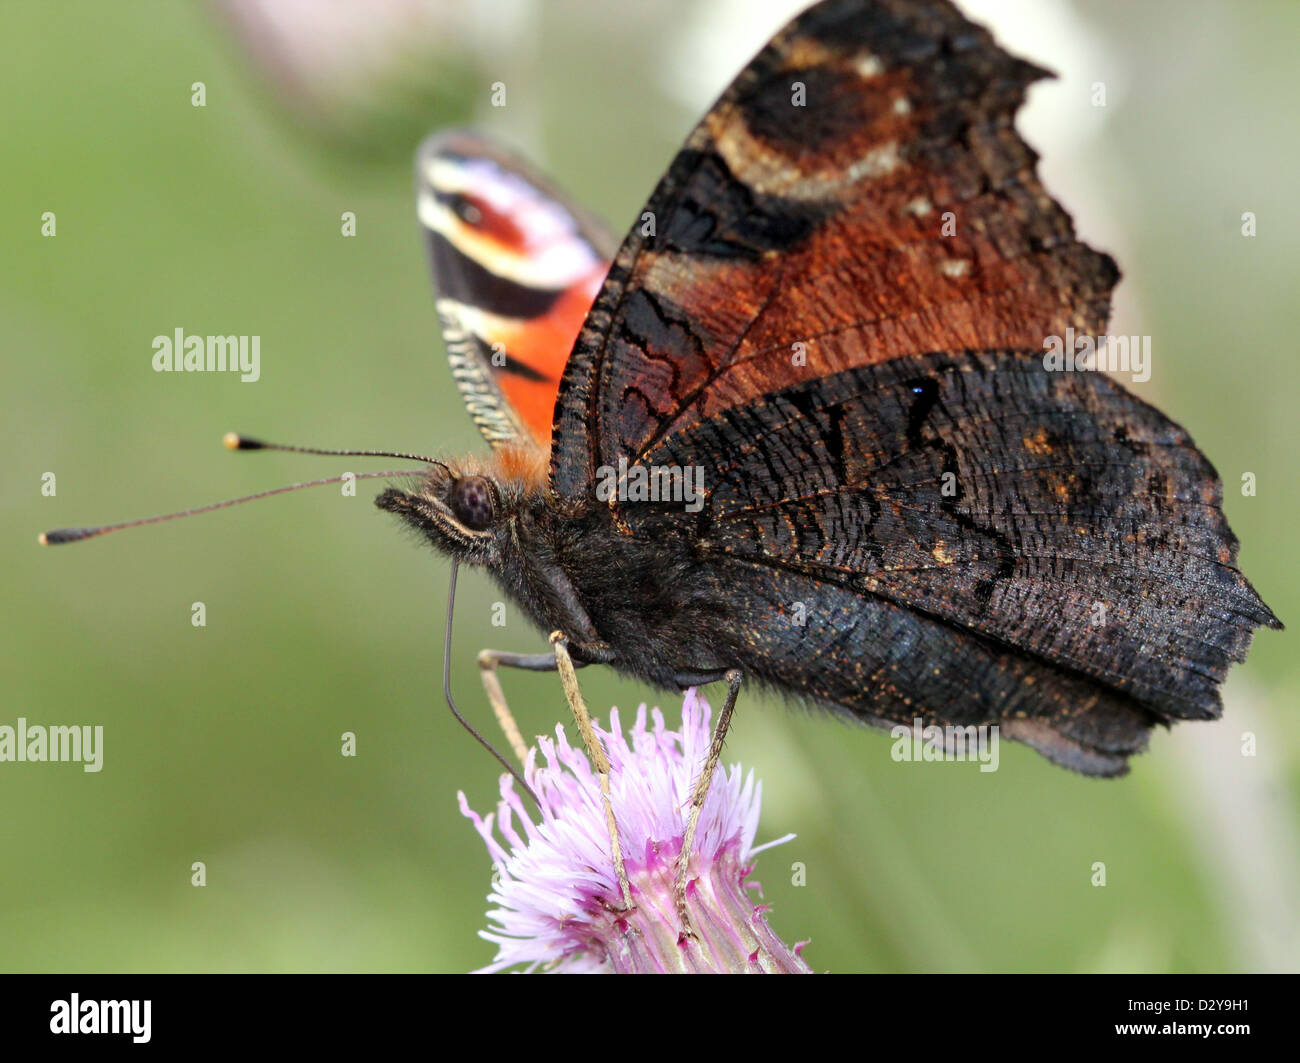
[379,0,1279,777]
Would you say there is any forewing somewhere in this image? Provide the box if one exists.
[416,131,614,449]
[552,0,1118,498]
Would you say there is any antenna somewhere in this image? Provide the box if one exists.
[39,469,424,545]
[223,433,450,474]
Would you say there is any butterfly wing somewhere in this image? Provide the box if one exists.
[416,131,614,449]
[551,0,1117,497]
[549,0,1279,772]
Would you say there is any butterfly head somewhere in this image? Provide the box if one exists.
[374,446,546,565]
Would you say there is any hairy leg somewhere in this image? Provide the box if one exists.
[673,669,744,935]
[550,631,634,912]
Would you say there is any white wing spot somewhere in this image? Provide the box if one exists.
[855,54,884,78]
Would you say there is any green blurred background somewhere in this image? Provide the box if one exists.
[2,0,1296,972]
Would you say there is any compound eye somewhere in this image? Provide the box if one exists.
[449,476,495,531]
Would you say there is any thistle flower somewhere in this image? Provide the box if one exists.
[459,690,812,973]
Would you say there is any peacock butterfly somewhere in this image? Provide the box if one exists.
[380,0,1279,780]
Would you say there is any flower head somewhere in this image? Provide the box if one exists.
[459,690,810,973]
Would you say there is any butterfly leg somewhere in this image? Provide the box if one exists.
[476,649,562,765]
[549,630,634,912]
[674,668,743,936]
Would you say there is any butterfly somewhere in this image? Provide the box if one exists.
[383,0,1277,789]
[45,0,1279,923]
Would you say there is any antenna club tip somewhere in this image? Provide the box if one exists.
[224,432,263,451]
[39,528,88,545]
